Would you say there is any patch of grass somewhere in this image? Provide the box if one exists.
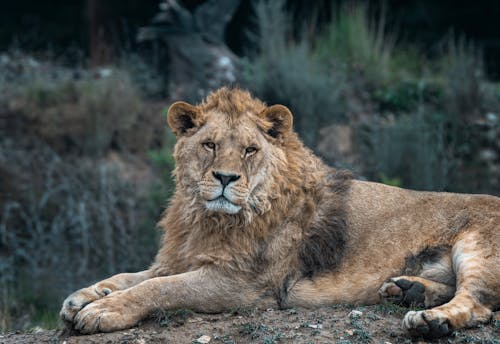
[238,322,284,342]
[28,309,60,331]
[214,334,235,344]
[315,2,395,84]
[239,322,270,339]
[311,329,320,336]
[366,313,379,321]
[262,333,284,344]
[155,309,195,327]
[373,303,408,316]
[229,306,256,317]
[453,331,500,344]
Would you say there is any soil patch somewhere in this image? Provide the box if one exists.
[1,305,498,343]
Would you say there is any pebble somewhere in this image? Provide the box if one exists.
[196,335,212,343]
[348,310,363,318]
[307,324,323,329]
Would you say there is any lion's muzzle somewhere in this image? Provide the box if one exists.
[205,196,242,214]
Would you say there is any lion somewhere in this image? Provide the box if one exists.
[60,87,500,338]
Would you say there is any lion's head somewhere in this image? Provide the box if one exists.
[167,88,299,221]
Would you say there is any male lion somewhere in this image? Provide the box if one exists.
[61,87,499,338]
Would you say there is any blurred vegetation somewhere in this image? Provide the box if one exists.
[0,0,499,333]
[0,53,172,331]
[245,0,499,194]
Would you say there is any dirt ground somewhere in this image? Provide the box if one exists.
[1,305,498,344]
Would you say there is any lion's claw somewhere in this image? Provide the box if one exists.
[403,310,452,338]
[60,285,116,325]
[72,290,141,334]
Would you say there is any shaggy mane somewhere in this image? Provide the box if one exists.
[199,87,267,120]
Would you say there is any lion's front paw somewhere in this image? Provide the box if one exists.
[60,285,113,324]
[73,290,143,334]
[403,310,451,338]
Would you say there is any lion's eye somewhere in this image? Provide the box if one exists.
[203,142,216,151]
[245,146,258,156]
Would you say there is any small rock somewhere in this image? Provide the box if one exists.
[196,335,211,343]
[384,342,392,344]
[486,112,498,123]
[307,324,323,329]
[346,329,355,336]
[348,310,363,318]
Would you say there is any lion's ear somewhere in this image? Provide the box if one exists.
[259,105,293,139]
[167,101,203,136]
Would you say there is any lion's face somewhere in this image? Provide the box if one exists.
[167,89,293,217]
[190,114,271,214]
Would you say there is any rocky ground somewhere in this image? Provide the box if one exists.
[1,305,498,344]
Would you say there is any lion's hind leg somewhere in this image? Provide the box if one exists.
[379,276,455,308]
[402,230,498,338]
[380,245,456,308]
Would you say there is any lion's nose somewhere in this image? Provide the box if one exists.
[213,171,240,187]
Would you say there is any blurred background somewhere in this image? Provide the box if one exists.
[0,0,499,332]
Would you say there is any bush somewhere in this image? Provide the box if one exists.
[0,53,172,331]
[242,0,345,148]
[315,2,395,85]
[0,140,162,331]
[355,111,451,191]
[0,52,164,156]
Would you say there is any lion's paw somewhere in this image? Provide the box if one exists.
[379,277,425,307]
[60,285,113,324]
[403,310,451,338]
[73,290,142,334]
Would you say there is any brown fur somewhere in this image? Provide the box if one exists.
[60,88,500,338]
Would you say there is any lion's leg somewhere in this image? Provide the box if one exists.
[60,270,152,324]
[284,271,385,307]
[72,268,256,334]
[379,276,455,308]
[402,230,499,338]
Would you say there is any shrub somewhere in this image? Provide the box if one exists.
[315,2,395,85]
[242,0,345,148]
[0,140,162,331]
[355,110,451,191]
[0,52,164,156]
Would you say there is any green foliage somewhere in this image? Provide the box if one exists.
[441,33,485,119]
[315,2,395,84]
[378,174,402,188]
[146,127,177,225]
[0,55,172,331]
[356,110,451,191]
[0,140,163,331]
[246,2,499,195]
[374,79,443,113]
[243,0,345,148]
[372,303,408,316]
[155,308,194,327]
